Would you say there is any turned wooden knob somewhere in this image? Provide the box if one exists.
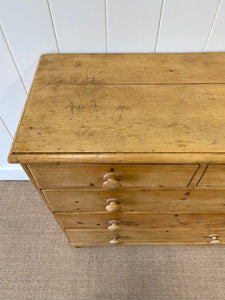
[110,236,119,245]
[105,198,121,212]
[209,234,222,245]
[103,173,121,190]
[108,220,120,231]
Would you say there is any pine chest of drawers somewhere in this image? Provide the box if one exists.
[8,53,225,247]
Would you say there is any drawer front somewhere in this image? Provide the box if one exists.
[199,165,225,187]
[29,164,198,189]
[44,189,225,212]
[56,212,225,229]
[66,228,225,246]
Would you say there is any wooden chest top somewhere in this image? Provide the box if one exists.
[8,53,225,164]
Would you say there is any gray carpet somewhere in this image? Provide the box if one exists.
[1,181,225,300]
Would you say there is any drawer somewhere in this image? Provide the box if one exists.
[56,212,225,229]
[66,228,225,246]
[199,165,225,187]
[29,164,198,189]
[44,189,225,212]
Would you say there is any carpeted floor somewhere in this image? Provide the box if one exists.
[1,181,225,300]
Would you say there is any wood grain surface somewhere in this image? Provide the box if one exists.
[8,53,225,247]
[66,228,225,246]
[56,212,225,229]
[198,165,225,187]
[43,188,225,212]
[28,163,197,189]
[9,84,225,155]
[35,53,225,84]
[8,53,225,164]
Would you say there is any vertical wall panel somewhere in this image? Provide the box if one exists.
[0,119,26,177]
[1,0,225,180]
[0,119,14,168]
[107,0,163,53]
[0,27,27,135]
[0,0,58,90]
[205,0,225,51]
[0,168,28,180]
[49,0,106,53]
[157,0,220,52]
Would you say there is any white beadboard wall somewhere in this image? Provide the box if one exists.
[1,0,225,180]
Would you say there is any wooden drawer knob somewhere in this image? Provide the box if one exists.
[103,173,121,190]
[209,234,222,245]
[105,198,121,212]
[110,235,119,245]
[108,220,120,231]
